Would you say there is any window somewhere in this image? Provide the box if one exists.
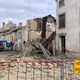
[59,14,65,28]
[37,22,42,32]
[59,0,64,7]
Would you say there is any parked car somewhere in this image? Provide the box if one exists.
[0,40,13,51]
[6,41,12,50]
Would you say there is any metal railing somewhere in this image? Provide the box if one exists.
[0,60,80,80]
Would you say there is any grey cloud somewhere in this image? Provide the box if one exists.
[0,0,27,9]
[0,8,35,20]
[0,0,56,24]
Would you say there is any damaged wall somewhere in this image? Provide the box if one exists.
[27,15,56,42]
[27,18,42,42]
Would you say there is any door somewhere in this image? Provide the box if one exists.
[60,36,65,54]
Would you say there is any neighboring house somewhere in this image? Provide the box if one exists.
[2,21,15,42]
[56,0,80,57]
[0,21,17,50]
[0,22,27,52]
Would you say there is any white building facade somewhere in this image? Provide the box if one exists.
[56,0,80,57]
[15,23,28,52]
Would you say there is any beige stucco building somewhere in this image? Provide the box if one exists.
[56,0,80,57]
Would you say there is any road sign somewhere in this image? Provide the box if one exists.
[74,60,80,74]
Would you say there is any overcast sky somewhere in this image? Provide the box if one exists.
[0,0,56,25]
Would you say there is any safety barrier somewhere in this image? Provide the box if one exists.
[0,60,80,80]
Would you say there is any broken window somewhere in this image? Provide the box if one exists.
[59,0,64,7]
[37,22,42,32]
[59,14,65,28]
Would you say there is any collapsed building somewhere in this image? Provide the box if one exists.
[26,15,56,57]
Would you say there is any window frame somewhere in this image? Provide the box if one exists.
[59,0,65,7]
[59,13,65,29]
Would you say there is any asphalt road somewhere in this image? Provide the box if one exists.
[0,51,18,61]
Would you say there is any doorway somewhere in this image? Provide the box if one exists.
[60,36,66,54]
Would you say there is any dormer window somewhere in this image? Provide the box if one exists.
[59,0,64,7]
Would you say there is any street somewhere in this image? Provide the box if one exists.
[0,51,18,61]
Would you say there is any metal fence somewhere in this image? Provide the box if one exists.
[0,60,80,80]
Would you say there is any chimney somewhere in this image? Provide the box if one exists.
[2,22,5,31]
[3,22,5,26]
[19,22,22,28]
